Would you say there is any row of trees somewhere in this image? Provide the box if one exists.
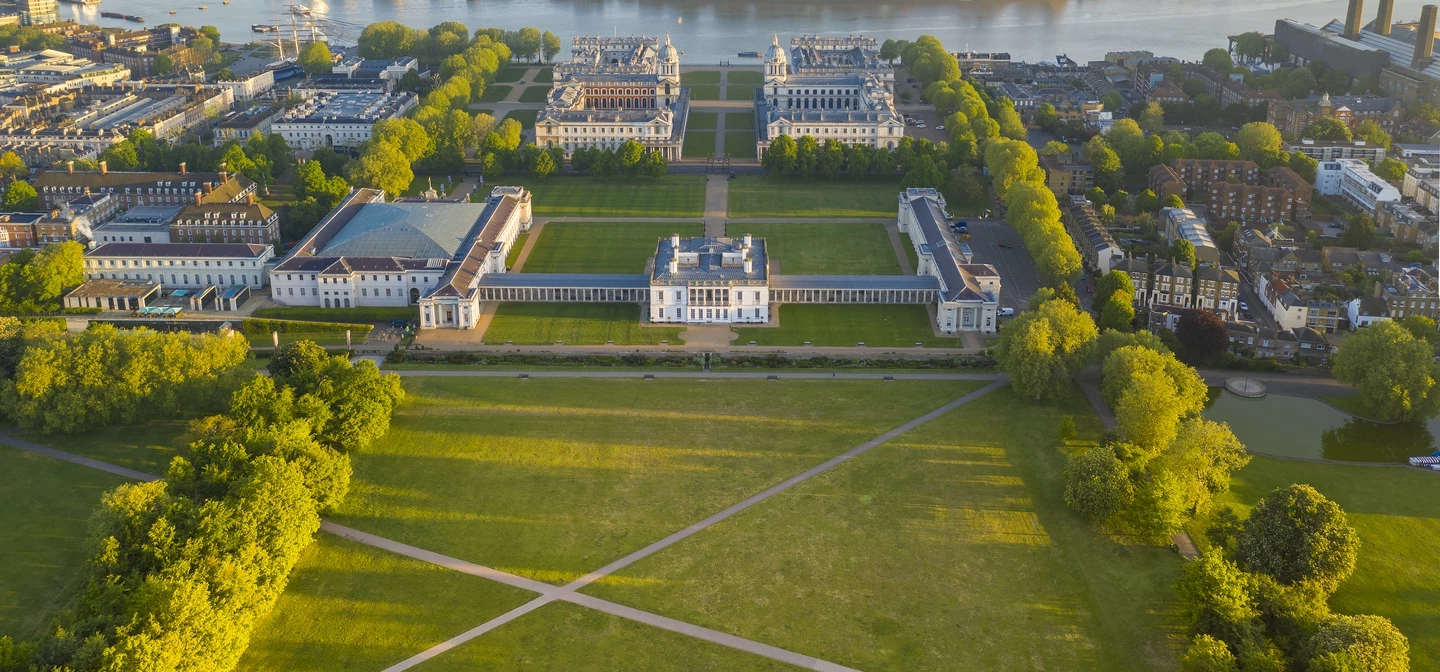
[1177,485,1406,671]
[0,241,84,315]
[359,22,558,65]
[4,339,403,671]
[568,142,667,178]
[984,139,1083,288]
[761,134,950,185]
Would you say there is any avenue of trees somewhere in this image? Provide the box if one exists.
[1177,485,1406,672]
[2,337,403,671]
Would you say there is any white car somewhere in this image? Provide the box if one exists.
[998,307,1016,317]
[916,123,927,128]
[1239,301,1249,311]
[937,124,945,130]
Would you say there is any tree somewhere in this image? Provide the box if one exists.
[496,118,524,151]
[1236,122,1283,165]
[1095,270,1135,305]
[1038,140,1070,156]
[1102,345,1208,455]
[1398,314,1439,345]
[1194,132,1240,160]
[1238,484,1360,591]
[1106,118,1148,168]
[1175,552,1260,645]
[1373,157,1406,182]
[1177,309,1227,362]
[1139,102,1166,133]
[3,180,36,211]
[99,141,140,170]
[542,30,562,62]
[0,151,27,181]
[1234,32,1268,60]
[1136,189,1159,213]
[1091,144,1123,191]
[879,39,901,63]
[1098,289,1135,332]
[1203,48,1235,72]
[1101,90,1124,112]
[1085,186,1107,206]
[1063,445,1134,521]
[1340,213,1376,250]
[359,21,417,59]
[1035,103,1059,130]
[994,297,1098,400]
[1353,119,1391,149]
[346,141,413,198]
[762,134,798,175]
[1289,151,1319,182]
[1332,320,1440,421]
[531,149,555,179]
[1304,117,1351,142]
[1305,615,1409,672]
[1170,237,1197,272]
[642,149,667,178]
[299,41,333,76]
[512,27,543,62]
[0,241,85,314]
[1181,634,1239,672]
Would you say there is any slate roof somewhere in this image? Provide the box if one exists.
[88,242,271,258]
[319,202,493,259]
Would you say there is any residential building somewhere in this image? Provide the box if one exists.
[1286,138,1387,162]
[0,212,43,248]
[1148,81,1191,105]
[1402,160,1439,215]
[1149,261,1194,309]
[1258,271,1311,329]
[1225,322,1300,360]
[271,90,419,150]
[35,163,257,211]
[1062,195,1122,274]
[20,0,56,26]
[1205,182,1298,225]
[1267,92,1404,136]
[1114,255,1153,306]
[1382,267,1440,321]
[1171,158,1261,193]
[1315,158,1401,211]
[1346,294,1391,327]
[1267,166,1315,217]
[212,105,280,146]
[170,195,279,245]
[90,205,179,244]
[1148,164,1186,203]
[1307,300,1344,333]
[755,34,904,159]
[954,51,1012,74]
[82,242,274,290]
[1161,207,1222,265]
[1375,199,1439,244]
[207,70,276,101]
[1041,152,1094,196]
[1196,266,1241,318]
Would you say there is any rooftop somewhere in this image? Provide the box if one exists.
[652,236,768,285]
[319,201,494,259]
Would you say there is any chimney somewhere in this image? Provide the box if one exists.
[194,191,202,206]
[744,258,753,273]
[1414,5,1438,69]
[667,259,678,274]
[743,234,752,247]
[246,192,255,206]
[671,233,680,248]
[99,160,107,174]
[178,161,187,175]
[203,182,213,195]
[66,160,73,174]
[1374,0,1395,35]
[1344,0,1365,38]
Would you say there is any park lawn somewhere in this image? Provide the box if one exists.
[681,70,722,85]
[500,176,706,217]
[688,112,718,130]
[584,386,1184,671]
[503,109,539,129]
[481,303,684,345]
[522,222,703,274]
[330,377,978,585]
[518,85,551,103]
[247,332,354,348]
[683,131,717,159]
[478,85,513,103]
[17,420,188,476]
[725,113,755,130]
[505,231,529,268]
[414,601,796,671]
[237,534,535,672]
[1188,456,1440,672]
[725,85,754,101]
[724,130,757,159]
[898,232,920,271]
[533,68,553,84]
[735,305,950,347]
[253,306,417,324]
[726,70,763,85]
[729,223,900,275]
[728,176,902,218]
[0,447,128,640]
[494,67,526,82]
[688,85,720,100]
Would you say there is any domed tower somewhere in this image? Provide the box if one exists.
[764,33,788,84]
[659,34,680,84]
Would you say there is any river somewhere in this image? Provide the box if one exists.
[69,0,1427,63]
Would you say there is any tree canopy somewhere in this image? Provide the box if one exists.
[1332,320,1440,421]
[1237,484,1360,591]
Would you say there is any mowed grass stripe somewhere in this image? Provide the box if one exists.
[728,176,903,218]
[521,222,703,274]
[582,386,1183,671]
[497,177,706,218]
[481,303,683,345]
[729,223,901,275]
[735,305,949,347]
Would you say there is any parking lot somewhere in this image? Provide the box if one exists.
[961,219,1044,312]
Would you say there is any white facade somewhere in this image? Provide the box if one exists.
[271,91,419,150]
[648,234,770,325]
[208,70,276,101]
[83,242,273,290]
[1258,272,1310,330]
[897,188,1002,334]
[1316,158,1401,211]
[271,266,447,309]
[756,34,904,159]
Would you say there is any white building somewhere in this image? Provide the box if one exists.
[755,34,904,159]
[649,234,769,324]
[1161,206,1221,265]
[1258,271,1310,330]
[207,69,276,101]
[1402,160,1439,215]
[83,242,273,290]
[1315,158,1401,211]
[90,205,181,244]
[271,90,418,150]
[534,35,688,161]
[898,188,1002,334]
[1287,138,1386,162]
[270,187,533,316]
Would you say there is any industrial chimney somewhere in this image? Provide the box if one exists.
[1415,5,1438,69]
[1345,0,1365,38]
[1375,0,1395,36]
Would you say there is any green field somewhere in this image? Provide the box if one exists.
[683,131,717,159]
[533,68,554,84]
[518,85,551,103]
[481,303,684,346]
[494,67,526,83]
[725,86,754,101]
[239,535,534,672]
[688,112,718,130]
[251,307,417,324]
[17,420,186,476]
[522,222,703,273]
[1190,457,1440,672]
[688,85,720,100]
[728,223,901,275]
[898,232,920,271]
[478,85,513,103]
[0,447,128,640]
[681,70,722,84]
[502,109,539,129]
[492,176,706,217]
[331,378,976,585]
[726,71,763,85]
[735,305,950,347]
[584,385,1183,670]
[724,113,755,130]
[728,177,902,218]
[413,601,793,671]
[505,231,530,268]
[724,131,757,159]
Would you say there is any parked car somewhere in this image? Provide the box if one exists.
[998,307,1016,316]
[1239,301,1249,311]
[389,319,409,329]
[998,242,1011,249]
[936,124,945,130]
[1085,286,1094,294]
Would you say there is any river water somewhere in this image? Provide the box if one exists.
[69,0,1427,63]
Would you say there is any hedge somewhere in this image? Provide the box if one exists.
[241,319,375,337]
[386,351,995,370]
[250,306,418,324]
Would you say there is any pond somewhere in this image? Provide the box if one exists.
[1204,392,1438,464]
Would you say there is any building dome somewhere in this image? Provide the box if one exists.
[660,34,679,63]
[765,33,787,64]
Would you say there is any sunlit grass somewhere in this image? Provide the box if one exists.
[521,222,703,274]
[729,222,901,275]
[728,176,903,218]
[481,303,684,345]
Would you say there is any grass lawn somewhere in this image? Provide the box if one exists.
[0,447,128,639]
[505,231,529,268]
[724,113,755,130]
[728,176,902,218]
[584,386,1183,671]
[251,306,416,324]
[481,303,684,346]
[728,223,900,275]
[502,109,539,129]
[238,534,535,672]
[898,232,920,271]
[494,67,526,83]
[724,130,757,159]
[330,377,977,585]
[478,85,513,103]
[682,70,722,85]
[1189,457,1440,672]
[402,174,462,198]
[493,176,705,217]
[726,70,763,85]
[683,131,717,159]
[688,85,720,100]
[735,305,950,347]
[247,332,355,348]
[725,85,754,101]
[413,601,794,671]
[518,85,551,103]
[18,420,187,476]
[688,112,718,130]
[522,222,703,274]
[533,68,553,83]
